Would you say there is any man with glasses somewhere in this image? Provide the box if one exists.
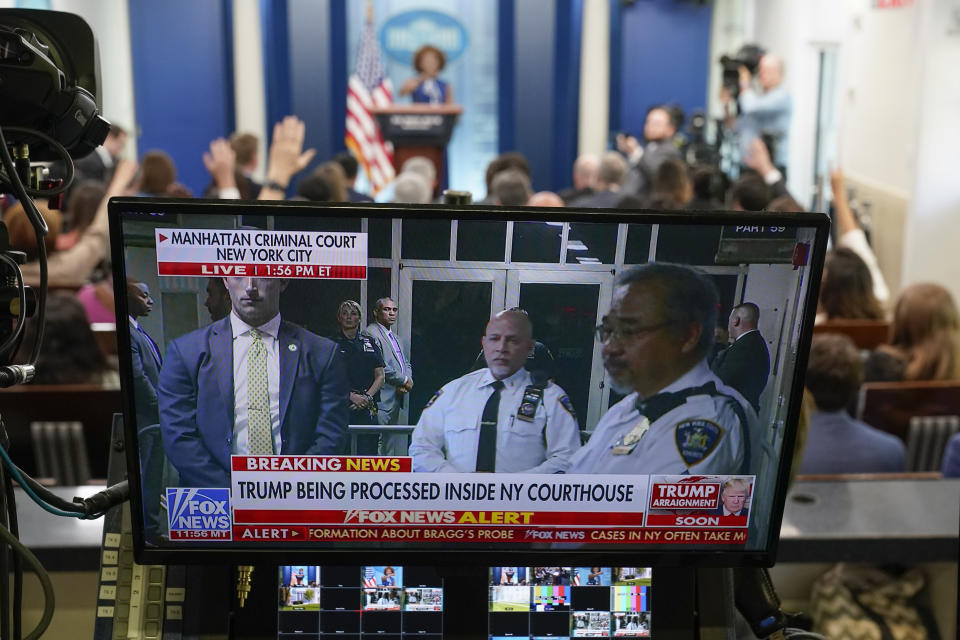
[569,263,756,475]
[409,309,581,473]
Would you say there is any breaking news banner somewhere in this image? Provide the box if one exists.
[218,456,749,546]
[644,474,754,528]
[154,228,367,279]
[230,456,648,544]
[164,459,752,545]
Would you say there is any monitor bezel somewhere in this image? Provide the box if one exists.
[109,197,829,567]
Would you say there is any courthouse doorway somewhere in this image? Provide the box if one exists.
[505,269,614,430]
[398,267,507,425]
[398,266,614,430]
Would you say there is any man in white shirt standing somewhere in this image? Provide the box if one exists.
[365,297,413,455]
[409,309,580,473]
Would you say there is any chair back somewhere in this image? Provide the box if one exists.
[904,415,960,472]
[857,380,960,442]
[813,320,891,350]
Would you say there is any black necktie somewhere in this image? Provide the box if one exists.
[476,380,505,472]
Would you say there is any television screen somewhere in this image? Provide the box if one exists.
[111,200,827,565]
[277,565,443,639]
[487,566,651,639]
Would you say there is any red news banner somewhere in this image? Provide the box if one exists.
[228,457,752,546]
[154,229,367,279]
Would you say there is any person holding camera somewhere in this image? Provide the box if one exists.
[723,53,792,172]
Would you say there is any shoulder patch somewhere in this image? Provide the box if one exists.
[674,419,724,467]
[559,395,577,420]
[423,389,443,410]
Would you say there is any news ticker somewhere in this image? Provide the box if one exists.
[154,229,368,279]
[166,457,753,543]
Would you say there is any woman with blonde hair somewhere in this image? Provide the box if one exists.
[867,283,960,381]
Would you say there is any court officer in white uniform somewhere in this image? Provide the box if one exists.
[409,309,581,473]
[569,263,757,476]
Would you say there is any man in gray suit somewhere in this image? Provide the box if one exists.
[365,297,413,455]
[127,280,167,541]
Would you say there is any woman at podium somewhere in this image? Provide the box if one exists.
[400,44,454,104]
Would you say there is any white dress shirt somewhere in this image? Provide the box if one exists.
[231,312,282,454]
[409,367,581,473]
[568,360,755,476]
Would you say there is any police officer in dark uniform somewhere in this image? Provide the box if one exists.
[330,300,385,453]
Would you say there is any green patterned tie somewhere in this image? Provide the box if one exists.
[247,330,274,454]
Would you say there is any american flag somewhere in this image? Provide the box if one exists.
[346,12,395,194]
[363,566,377,588]
[572,571,581,586]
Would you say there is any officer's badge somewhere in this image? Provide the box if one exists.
[516,387,544,422]
[612,417,650,455]
[674,419,723,466]
[423,389,443,410]
[559,395,577,420]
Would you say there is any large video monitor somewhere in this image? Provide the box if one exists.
[110,199,827,566]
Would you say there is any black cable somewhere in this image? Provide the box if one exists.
[8,458,127,518]
[0,463,8,640]
[14,466,85,514]
[0,523,53,640]
[5,474,21,640]
[0,126,74,199]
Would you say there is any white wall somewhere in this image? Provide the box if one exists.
[834,0,922,198]
[900,0,960,300]
[232,0,268,180]
[52,0,138,159]
[577,0,609,157]
[749,0,847,206]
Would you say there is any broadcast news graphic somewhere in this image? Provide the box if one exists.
[277,565,443,639]
[154,228,367,279]
[112,200,826,564]
[488,567,651,638]
[645,475,753,528]
[223,456,752,547]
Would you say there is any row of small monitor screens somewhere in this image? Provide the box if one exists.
[280,566,650,590]
[278,566,651,639]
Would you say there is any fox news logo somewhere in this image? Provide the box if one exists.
[166,488,232,540]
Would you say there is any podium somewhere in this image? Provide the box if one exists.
[371,104,463,193]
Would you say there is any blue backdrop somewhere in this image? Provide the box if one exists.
[281,565,320,586]
[499,0,582,194]
[610,0,713,142]
[128,0,235,196]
